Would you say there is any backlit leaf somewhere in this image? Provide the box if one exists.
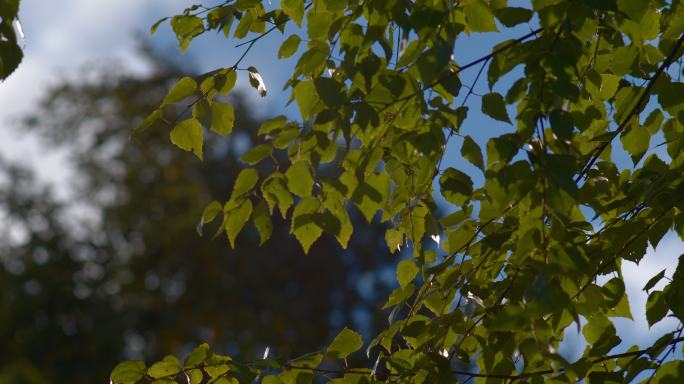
[162,77,198,105]
[210,102,235,136]
[327,327,363,359]
[147,355,181,379]
[111,361,145,384]
[397,258,419,288]
[226,199,253,248]
[278,34,301,59]
[285,161,314,197]
[170,118,204,160]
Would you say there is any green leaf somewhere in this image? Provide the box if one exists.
[617,0,649,21]
[291,197,323,253]
[0,0,20,18]
[0,33,23,81]
[397,258,419,288]
[134,109,162,134]
[327,327,363,359]
[603,278,632,319]
[281,0,304,27]
[262,376,282,384]
[461,136,484,172]
[240,144,273,165]
[210,102,235,136]
[494,7,533,27]
[230,168,260,200]
[598,75,620,101]
[488,303,528,331]
[162,77,198,105]
[170,15,204,53]
[383,283,415,309]
[583,314,614,345]
[147,355,181,379]
[663,3,684,39]
[415,40,451,85]
[652,360,684,383]
[657,82,684,122]
[347,171,390,223]
[646,290,668,327]
[233,9,254,38]
[278,34,301,59]
[611,45,638,76]
[261,173,294,218]
[665,254,684,322]
[197,201,222,236]
[186,369,203,384]
[620,121,650,164]
[204,364,229,379]
[314,77,345,108]
[252,200,273,245]
[111,361,145,384]
[464,0,499,32]
[216,69,237,95]
[482,92,511,123]
[150,17,169,35]
[258,115,288,136]
[184,343,210,367]
[170,118,204,160]
[643,269,666,292]
[294,80,319,119]
[439,168,473,206]
[285,161,314,197]
[226,199,253,248]
[397,40,425,67]
[306,10,332,41]
[295,42,329,75]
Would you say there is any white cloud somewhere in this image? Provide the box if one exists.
[0,0,179,196]
[617,232,683,347]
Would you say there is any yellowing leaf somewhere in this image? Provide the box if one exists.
[247,67,267,97]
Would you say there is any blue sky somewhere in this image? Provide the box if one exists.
[1,0,682,365]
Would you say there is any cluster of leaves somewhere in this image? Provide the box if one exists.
[1,47,394,383]
[117,0,684,383]
[0,0,22,80]
[112,329,365,384]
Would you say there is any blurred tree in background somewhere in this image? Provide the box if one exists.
[0,45,394,384]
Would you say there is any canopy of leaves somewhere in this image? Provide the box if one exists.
[94,0,684,382]
[0,47,395,383]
